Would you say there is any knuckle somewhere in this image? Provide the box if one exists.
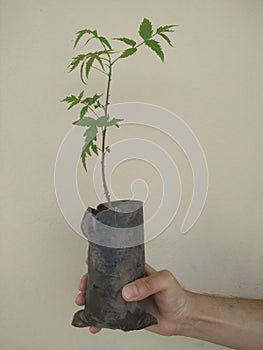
[159,269,174,282]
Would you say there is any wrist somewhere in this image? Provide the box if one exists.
[175,291,203,337]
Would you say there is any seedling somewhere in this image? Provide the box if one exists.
[62,18,176,208]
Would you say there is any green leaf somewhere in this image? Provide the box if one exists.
[80,105,89,119]
[113,37,136,47]
[158,32,173,47]
[73,117,96,126]
[81,152,88,171]
[85,147,92,157]
[61,95,80,110]
[99,36,113,50]
[95,49,114,56]
[74,28,100,49]
[79,57,88,85]
[156,25,177,33]
[96,116,109,127]
[95,55,105,71]
[91,93,103,105]
[108,118,123,127]
[91,144,99,155]
[85,57,95,80]
[81,138,94,171]
[78,90,84,100]
[81,50,114,76]
[84,125,98,144]
[74,29,88,48]
[68,101,80,110]
[106,146,110,153]
[94,100,103,109]
[83,37,93,47]
[139,18,153,40]
[145,39,164,62]
[82,93,103,106]
[62,93,87,110]
[68,54,86,72]
[119,47,137,59]
[61,95,77,103]
[82,97,93,105]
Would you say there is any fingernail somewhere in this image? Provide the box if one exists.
[123,284,138,300]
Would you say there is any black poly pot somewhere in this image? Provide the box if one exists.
[72,200,157,331]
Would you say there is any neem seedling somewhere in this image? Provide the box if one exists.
[62,18,177,208]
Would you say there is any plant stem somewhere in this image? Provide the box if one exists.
[101,60,113,209]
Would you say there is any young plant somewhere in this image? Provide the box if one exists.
[62,18,176,208]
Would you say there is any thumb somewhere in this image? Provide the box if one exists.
[122,269,174,301]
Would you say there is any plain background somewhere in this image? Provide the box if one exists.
[1,0,263,349]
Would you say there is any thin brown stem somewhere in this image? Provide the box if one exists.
[101,128,111,208]
[101,57,113,208]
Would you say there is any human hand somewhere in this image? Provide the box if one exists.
[75,260,190,336]
[76,261,263,349]
[121,264,189,336]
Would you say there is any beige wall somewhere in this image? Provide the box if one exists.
[1,0,263,349]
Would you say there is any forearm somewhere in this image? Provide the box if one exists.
[179,292,263,350]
